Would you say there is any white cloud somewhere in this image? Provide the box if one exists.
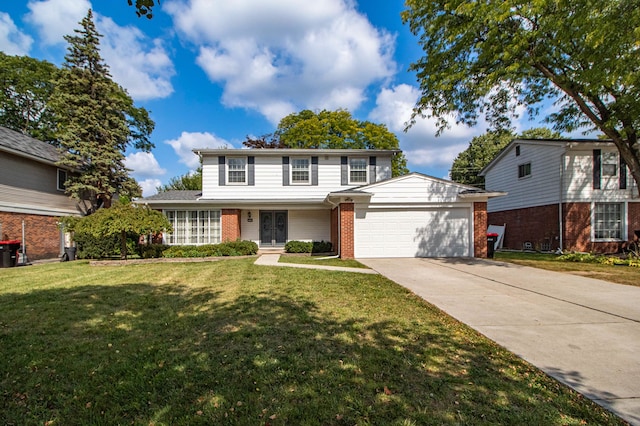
[98,16,175,100]
[0,12,33,55]
[165,131,230,169]
[138,179,163,197]
[125,152,166,178]
[166,0,396,124]
[26,0,90,45]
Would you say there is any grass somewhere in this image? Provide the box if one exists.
[495,251,640,287]
[279,254,368,268]
[0,259,625,425]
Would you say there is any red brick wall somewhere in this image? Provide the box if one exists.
[221,209,241,242]
[339,203,354,259]
[488,204,560,252]
[473,202,488,258]
[562,202,592,252]
[0,211,61,260]
[629,202,640,241]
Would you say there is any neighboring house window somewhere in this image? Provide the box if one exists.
[602,152,617,176]
[290,157,310,184]
[593,203,623,240]
[515,145,521,156]
[349,157,368,184]
[164,210,221,245]
[227,157,247,184]
[518,162,531,179]
[57,169,67,191]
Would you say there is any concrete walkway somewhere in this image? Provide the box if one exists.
[254,254,378,274]
[359,257,640,425]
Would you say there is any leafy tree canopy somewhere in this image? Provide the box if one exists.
[50,9,155,212]
[61,201,172,259]
[128,0,158,19]
[157,167,203,192]
[244,109,409,177]
[403,0,640,189]
[0,52,59,143]
[451,128,561,187]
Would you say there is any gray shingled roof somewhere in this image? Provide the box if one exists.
[142,190,202,201]
[0,126,60,164]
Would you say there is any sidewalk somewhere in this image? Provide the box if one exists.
[254,254,378,274]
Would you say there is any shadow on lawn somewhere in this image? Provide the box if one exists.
[0,282,622,425]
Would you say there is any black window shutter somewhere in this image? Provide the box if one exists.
[341,156,348,185]
[248,156,255,186]
[593,149,601,190]
[369,156,377,184]
[282,156,290,186]
[218,156,226,186]
[620,156,627,189]
[311,156,318,186]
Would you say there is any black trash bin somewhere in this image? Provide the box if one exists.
[64,246,77,261]
[0,240,21,267]
[486,233,498,259]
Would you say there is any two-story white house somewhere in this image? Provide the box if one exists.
[480,139,640,253]
[141,148,504,258]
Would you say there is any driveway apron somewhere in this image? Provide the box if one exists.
[359,257,640,425]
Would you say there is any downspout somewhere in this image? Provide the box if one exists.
[559,149,567,252]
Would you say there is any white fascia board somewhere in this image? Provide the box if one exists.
[0,202,79,216]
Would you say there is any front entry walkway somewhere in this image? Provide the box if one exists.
[254,254,378,275]
[359,257,640,425]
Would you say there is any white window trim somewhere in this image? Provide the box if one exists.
[290,156,311,185]
[591,201,626,242]
[163,209,221,245]
[226,156,248,185]
[348,157,368,185]
[56,168,67,191]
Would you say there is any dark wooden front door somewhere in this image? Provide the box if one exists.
[260,211,287,246]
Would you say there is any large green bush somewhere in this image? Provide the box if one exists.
[285,240,333,254]
[74,232,138,259]
[162,240,258,258]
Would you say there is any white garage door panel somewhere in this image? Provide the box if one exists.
[355,208,470,258]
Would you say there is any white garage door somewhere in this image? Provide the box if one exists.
[354,207,471,258]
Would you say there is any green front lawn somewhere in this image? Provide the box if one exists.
[0,259,624,425]
[495,251,640,287]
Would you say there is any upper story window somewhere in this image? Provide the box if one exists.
[290,157,310,184]
[227,157,247,184]
[57,169,68,191]
[349,157,368,184]
[518,162,531,179]
[515,145,521,156]
[602,152,617,176]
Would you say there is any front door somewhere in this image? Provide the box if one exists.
[260,211,288,246]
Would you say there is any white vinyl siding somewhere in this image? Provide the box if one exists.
[164,210,221,245]
[287,209,331,241]
[564,150,634,201]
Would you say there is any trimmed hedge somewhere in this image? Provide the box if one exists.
[162,240,259,258]
[74,232,138,259]
[285,240,333,254]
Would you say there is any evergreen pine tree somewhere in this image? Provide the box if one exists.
[51,9,154,213]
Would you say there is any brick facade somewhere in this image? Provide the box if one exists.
[488,202,640,253]
[0,211,61,260]
[221,209,241,242]
[473,202,488,258]
[488,204,560,252]
[339,203,354,259]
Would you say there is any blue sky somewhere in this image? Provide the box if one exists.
[1,0,554,195]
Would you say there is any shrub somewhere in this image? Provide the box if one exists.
[138,244,169,259]
[285,240,333,254]
[161,240,258,258]
[74,232,139,259]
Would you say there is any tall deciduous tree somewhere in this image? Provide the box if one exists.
[244,109,409,177]
[451,128,561,187]
[402,0,640,190]
[157,167,203,192]
[0,52,59,142]
[50,9,154,213]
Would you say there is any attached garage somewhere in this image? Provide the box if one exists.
[328,173,505,259]
[354,207,471,258]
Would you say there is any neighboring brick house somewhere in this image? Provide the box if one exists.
[139,148,504,258]
[0,126,79,260]
[480,138,640,253]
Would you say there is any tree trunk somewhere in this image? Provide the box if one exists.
[120,230,127,260]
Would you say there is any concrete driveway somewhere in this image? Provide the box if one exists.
[359,257,640,425]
